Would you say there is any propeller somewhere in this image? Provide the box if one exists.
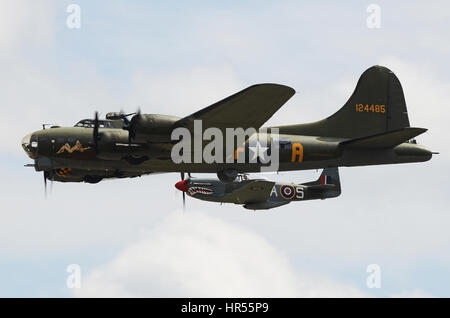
[43,171,48,197]
[181,172,185,210]
[120,111,135,130]
[123,108,141,146]
[93,111,99,154]
[175,173,194,211]
[50,173,54,194]
[43,170,54,198]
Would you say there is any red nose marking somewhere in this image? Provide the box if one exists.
[175,179,189,192]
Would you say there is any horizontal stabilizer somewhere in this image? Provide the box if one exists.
[305,184,337,191]
[301,167,341,195]
[340,127,427,149]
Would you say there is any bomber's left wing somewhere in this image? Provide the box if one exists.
[175,84,295,131]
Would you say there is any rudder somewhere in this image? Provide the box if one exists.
[301,167,341,195]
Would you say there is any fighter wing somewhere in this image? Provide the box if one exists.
[175,84,295,131]
[226,180,276,204]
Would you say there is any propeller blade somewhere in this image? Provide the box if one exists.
[43,171,47,198]
[93,111,99,154]
[50,171,54,195]
[180,172,186,211]
[125,110,140,146]
[120,110,134,128]
[122,116,130,127]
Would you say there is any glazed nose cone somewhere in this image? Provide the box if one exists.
[21,133,36,158]
[175,179,189,192]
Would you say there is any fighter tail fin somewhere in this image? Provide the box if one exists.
[274,66,413,139]
[302,167,341,194]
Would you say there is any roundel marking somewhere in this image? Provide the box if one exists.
[280,184,296,200]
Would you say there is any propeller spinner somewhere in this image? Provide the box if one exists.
[175,172,191,210]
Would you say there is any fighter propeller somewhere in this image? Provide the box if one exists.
[175,172,192,211]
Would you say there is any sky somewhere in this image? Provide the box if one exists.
[0,0,449,297]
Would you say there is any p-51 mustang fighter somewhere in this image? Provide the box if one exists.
[21,65,434,191]
[175,168,341,210]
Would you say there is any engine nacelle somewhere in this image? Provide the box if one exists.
[131,114,180,142]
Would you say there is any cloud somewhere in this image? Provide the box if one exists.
[74,211,365,297]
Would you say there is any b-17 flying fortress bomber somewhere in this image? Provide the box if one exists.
[21,66,435,209]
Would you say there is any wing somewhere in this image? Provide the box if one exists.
[175,83,295,131]
[224,180,276,204]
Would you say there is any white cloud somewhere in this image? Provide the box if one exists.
[74,211,365,297]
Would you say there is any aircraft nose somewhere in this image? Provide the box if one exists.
[21,133,37,159]
[175,179,189,192]
[21,133,31,147]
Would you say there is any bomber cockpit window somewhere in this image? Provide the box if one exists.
[74,120,112,128]
[74,120,94,128]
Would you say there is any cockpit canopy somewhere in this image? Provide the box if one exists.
[74,119,114,128]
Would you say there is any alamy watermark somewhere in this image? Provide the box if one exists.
[170,122,280,172]
[66,4,81,29]
[66,264,81,289]
[366,4,381,29]
[366,264,381,289]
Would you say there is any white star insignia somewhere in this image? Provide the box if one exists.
[249,140,268,162]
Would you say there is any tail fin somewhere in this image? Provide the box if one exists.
[319,167,339,186]
[318,167,340,190]
[302,167,341,195]
[274,66,411,138]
